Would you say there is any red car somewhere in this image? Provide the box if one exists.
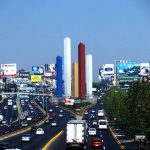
[91,138,103,149]
[52,112,56,117]
[49,116,54,120]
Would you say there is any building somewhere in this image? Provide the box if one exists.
[56,56,62,97]
[64,37,72,97]
[86,54,93,97]
[78,43,86,99]
[72,62,79,98]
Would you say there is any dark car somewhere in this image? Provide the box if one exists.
[31,125,37,132]
[91,138,103,149]
[0,142,9,149]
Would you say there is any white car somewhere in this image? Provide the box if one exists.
[91,110,95,113]
[51,121,57,127]
[98,120,108,130]
[97,110,104,117]
[49,109,53,112]
[21,134,32,142]
[36,128,44,135]
[58,114,63,118]
[59,109,63,113]
[88,128,97,135]
[26,117,32,121]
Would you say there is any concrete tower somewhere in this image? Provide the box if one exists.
[86,54,93,97]
[64,37,71,97]
[78,43,86,99]
[56,56,63,97]
[72,62,79,98]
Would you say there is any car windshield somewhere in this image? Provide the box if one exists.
[100,121,106,125]
[23,134,30,137]
[89,128,96,131]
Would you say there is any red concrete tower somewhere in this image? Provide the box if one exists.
[78,43,86,99]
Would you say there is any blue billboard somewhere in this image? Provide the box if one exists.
[116,62,140,81]
[32,66,44,75]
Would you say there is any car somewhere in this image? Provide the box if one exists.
[45,119,50,124]
[98,119,108,130]
[49,115,54,120]
[2,120,7,124]
[21,121,28,127]
[84,111,88,115]
[91,138,103,149]
[92,120,97,125]
[0,142,9,149]
[21,134,32,142]
[97,110,104,117]
[91,109,96,113]
[52,112,56,117]
[31,125,37,132]
[88,128,97,135]
[36,128,44,135]
[3,106,7,110]
[58,113,63,118]
[51,121,57,127]
[59,109,63,113]
[26,116,32,121]
[49,109,53,112]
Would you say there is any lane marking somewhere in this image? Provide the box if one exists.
[42,130,64,150]
[109,127,126,150]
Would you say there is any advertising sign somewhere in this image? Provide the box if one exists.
[31,75,42,82]
[116,62,140,81]
[44,64,56,79]
[102,64,114,75]
[139,63,150,76]
[18,71,30,78]
[64,98,74,106]
[1,64,17,78]
[32,66,44,75]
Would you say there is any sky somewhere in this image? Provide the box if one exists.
[0,0,150,81]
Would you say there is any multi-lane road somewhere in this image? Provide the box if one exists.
[0,91,136,150]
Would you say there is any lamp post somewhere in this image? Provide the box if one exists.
[114,117,117,130]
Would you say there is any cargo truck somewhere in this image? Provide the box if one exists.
[66,120,87,150]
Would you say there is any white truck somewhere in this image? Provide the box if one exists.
[66,120,87,150]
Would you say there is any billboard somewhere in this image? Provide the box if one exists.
[139,63,150,76]
[1,64,17,78]
[64,98,74,106]
[102,64,114,75]
[18,71,30,78]
[31,75,42,82]
[32,66,44,75]
[116,62,140,81]
[44,64,56,79]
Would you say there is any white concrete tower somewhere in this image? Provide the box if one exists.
[64,37,71,97]
[86,54,93,97]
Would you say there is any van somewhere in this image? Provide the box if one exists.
[98,119,107,130]
[8,99,13,106]
[97,110,104,117]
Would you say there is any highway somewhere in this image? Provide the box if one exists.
[1,95,73,150]
[0,91,136,150]
[43,95,122,150]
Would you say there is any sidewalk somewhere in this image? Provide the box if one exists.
[106,117,139,150]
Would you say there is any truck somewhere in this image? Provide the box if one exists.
[66,120,87,150]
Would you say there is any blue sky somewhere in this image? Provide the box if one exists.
[0,0,150,81]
